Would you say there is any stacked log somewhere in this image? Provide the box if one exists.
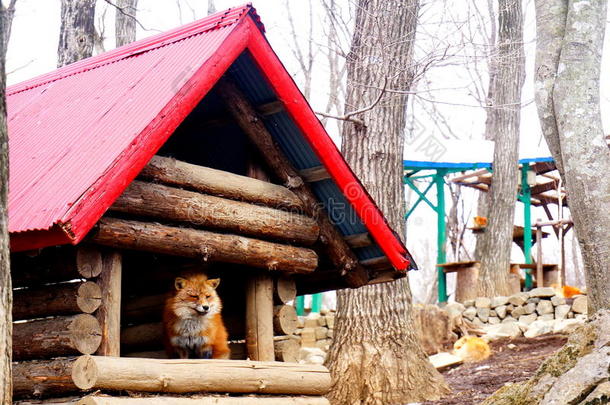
[72,355,331,395]
[11,246,108,399]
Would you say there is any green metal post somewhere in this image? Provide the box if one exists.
[296,295,305,316]
[521,164,533,289]
[311,294,322,313]
[435,170,448,302]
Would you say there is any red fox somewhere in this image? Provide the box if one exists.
[552,284,583,299]
[163,273,230,359]
[453,336,491,362]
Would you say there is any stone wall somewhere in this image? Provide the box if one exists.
[447,287,588,339]
[292,310,335,364]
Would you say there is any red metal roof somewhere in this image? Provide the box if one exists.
[8,4,412,270]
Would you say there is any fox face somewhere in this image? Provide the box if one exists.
[170,274,222,318]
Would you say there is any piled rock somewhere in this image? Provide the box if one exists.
[292,310,335,364]
[459,287,588,340]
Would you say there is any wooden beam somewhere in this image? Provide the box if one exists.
[89,217,318,274]
[78,396,330,405]
[343,232,373,249]
[71,355,331,395]
[13,281,101,321]
[139,155,304,212]
[256,100,285,116]
[111,180,319,245]
[246,274,275,361]
[216,79,368,287]
[200,100,286,129]
[96,251,122,357]
[299,166,331,183]
[530,179,560,195]
[360,256,392,271]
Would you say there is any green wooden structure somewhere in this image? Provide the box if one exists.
[403,158,550,302]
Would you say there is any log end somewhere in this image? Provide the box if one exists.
[69,314,103,355]
[72,355,98,390]
[77,282,103,313]
[77,247,103,278]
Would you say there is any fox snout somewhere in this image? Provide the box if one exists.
[195,304,210,314]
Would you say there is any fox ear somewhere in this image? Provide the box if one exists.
[174,277,187,290]
[207,278,220,289]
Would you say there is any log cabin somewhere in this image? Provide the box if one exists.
[7,5,416,404]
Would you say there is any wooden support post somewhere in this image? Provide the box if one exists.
[246,273,275,361]
[217,79,369,287]
[12,358,78,399]
[96,251,122,356]
[536,222,543,288]
[78,396,331,405]
[90,218,318,274]
[72,355,331,395]
[111,180,319,245]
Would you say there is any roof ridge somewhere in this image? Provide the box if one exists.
[8,3,259,96]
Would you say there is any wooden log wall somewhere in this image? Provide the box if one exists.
[11,245,122,400]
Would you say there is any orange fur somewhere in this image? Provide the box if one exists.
[453,336,491,362]
[552,284,583,299]
[474,216,488,227]
[163,273,230,359]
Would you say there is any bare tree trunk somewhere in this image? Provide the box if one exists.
[474,0,498,261]
[326,1,449,403]
[477,0,525,297]
[534,0,610,313]
[57,0,96,67]
[0,3,12,402]
[115,0,137,48]
[0,0,15,50]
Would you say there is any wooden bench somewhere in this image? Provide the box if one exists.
[438,261,558,303]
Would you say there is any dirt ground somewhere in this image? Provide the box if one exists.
[423,334,568,405]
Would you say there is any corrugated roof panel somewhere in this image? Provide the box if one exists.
[8,14,239,234]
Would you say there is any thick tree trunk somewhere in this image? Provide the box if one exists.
[57,0,96,67]
[477,0,525,297]
[474,0,498,261]
[0,0,16,51]
[485,3,610,402]
[534,0,610,314]
[115,0,137,48]
[327,1,449,403]
[0,4,11,402]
